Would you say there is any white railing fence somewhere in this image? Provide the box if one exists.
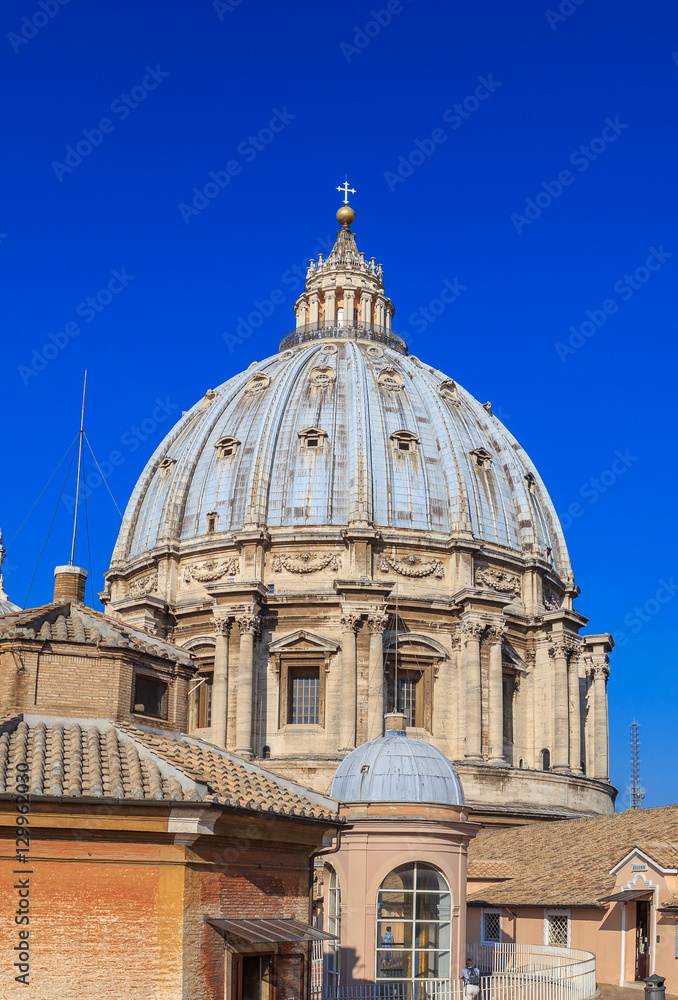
[311,943,596,1000]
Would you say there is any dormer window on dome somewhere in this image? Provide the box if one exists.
[439,379,459,404]
[525,472,537,494]
[244,372,270,396]
[206,511,219,533]
[391,430,419,454]
[470,448,492,470]
[299,427,328,450]
[158,457,176,479]
[215,436,241,459]
[378,367,403,392]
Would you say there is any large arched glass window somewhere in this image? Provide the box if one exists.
[376,863,451,984]
[326,866,341,992]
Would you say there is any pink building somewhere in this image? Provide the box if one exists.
[317,713,479,992]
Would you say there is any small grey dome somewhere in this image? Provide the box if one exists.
[330,731,465,806]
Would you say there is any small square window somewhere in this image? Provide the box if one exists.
[133,675,168,719]
[482,910,501,943]
[546,912,569,947]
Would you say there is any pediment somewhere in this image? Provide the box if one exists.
[268,629,340,654]
[383,631,447,657]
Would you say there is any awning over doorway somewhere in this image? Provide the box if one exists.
[598,889,654,903]
[207,917,338,944]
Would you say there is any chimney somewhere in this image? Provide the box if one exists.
[384,711,407,733]
[54,565,88,603]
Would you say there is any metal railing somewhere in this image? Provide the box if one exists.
[279,322,408,355]
[311,943,596,1000]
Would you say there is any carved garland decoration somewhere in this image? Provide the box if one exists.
[475,566,521,596]
[273,552,340,574]
[183,557,240,584]
[380,554,444,579]
[127,572,158,596]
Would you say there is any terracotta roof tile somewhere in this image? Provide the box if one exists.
[467,805,678,908]
[633,842,678,870]
[467,860,513,880]
[0,715,339,823]
[0,601,193,665]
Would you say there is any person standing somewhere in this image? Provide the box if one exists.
[460,958,480,998]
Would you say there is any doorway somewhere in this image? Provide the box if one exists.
[232,954,275,1000]
[635,901,650,981]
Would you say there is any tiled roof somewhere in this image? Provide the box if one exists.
[632,842,678,870]
[0,601,193,665]
[467,805,678,908]
[467,860,513,880]
[0,715,339,823]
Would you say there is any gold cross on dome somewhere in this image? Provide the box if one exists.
[336,180,356,204]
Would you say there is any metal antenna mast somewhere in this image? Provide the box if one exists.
[69,371,87,565]
[629,720,645,809]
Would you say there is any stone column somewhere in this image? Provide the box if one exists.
[592,661,610,779]
[462,620,485,762]
[234,610,260,759]
[339,612,361,751]
[366,612,388,742]
[487,621,508,766]
[211,617,231,748]
[344,289,355,327]
[309,292,319,326]
[361,293,372,326]
[568,652,583,775]
[549,640,571,771]
[325,290,336,325]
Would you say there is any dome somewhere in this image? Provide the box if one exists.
[330,729,465,806]
[111,338,570,577]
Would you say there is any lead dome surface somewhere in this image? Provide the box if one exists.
[112,338,570,578]
[330,730,465,806]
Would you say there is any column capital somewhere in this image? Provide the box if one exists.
[460,619,486,641]
[486,620,508,643]
[591,661,610,681]
[211,616,232,636]
[236,610,260,637]
[548,635,580,660]
[340,611,362,633]
[367,612,388,635]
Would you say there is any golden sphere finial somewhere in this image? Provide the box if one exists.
[336,204,356,227]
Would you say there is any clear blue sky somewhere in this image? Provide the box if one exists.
[2,0,676,806]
